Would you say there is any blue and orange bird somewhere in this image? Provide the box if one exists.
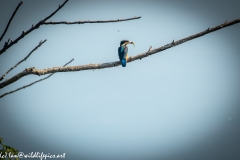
[118,40,135,67]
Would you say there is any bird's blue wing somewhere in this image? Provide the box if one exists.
[118,46,127,67]
[118,46,124,60]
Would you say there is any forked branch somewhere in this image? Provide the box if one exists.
[0,0,68,55]
[0,39,47,81]
[0,58,74,98]
[0,0,141,55]
[0,18,239,91]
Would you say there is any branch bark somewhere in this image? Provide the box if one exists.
[0,58,74,98]
[0,18,239,89]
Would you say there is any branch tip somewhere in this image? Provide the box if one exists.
[0,1,23,41]
[148,46,152,52]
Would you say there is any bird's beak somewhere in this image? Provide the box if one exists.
[130,41,135,47]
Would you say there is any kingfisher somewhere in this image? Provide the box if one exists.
[118,40,135,67]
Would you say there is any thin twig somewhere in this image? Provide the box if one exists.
[148,46,152,52]
[0,0,140,56]
[0,39,47,81]
[0,0,69,55]
[0,18,239,89]
[42,0,69,22]
[0,1,23,42]
[0,58,74,98]
[42,16,141,25]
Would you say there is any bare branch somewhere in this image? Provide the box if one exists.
[42,0,68,22]
[0,1,23,42]
[0,0,140,56]
[62,58,74,66]
[42,16,141,25]
[0,39,47,81]
[0,58,74,98]
[0,0,69,55]
[0,18,239,89]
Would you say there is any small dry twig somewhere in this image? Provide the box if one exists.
[148,46,152,52]
[0,39,47,81]
[0,58,74,98]
[42,16,141,25]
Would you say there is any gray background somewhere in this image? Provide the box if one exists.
[0,0,240,160]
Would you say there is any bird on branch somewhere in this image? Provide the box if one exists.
[118,40,135,67]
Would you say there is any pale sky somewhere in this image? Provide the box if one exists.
[0,1,240,160]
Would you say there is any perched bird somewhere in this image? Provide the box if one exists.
[118,40,135,67]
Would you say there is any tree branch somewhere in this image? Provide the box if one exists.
[0,39,47,81]
[0,18,239,89]
[0,58,74,98]
[0,1,23,42]
[42,16,141,25]
[0,0,69,55]
[0,0,141,56]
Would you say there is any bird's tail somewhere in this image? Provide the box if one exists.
[121,59,126,67]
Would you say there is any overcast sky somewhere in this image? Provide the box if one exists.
[0,1,240,160]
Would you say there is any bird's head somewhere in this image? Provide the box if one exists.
[120,40,135,47]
